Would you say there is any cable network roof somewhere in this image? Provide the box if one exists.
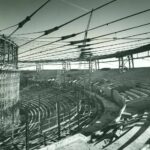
[0,0,150,64]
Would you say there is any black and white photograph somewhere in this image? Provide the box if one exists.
[0,0,150,149]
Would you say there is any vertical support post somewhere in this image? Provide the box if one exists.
[97,59,100,70]
[89,56,92,106]
[15,46,18,69]
[95,60,97,70]
[89,56,92,76]
[74,84,80,132]
[10,44,13,64]
[2,39,6,65]
[12,45,14,66]
[128,55,131,69]
[38,95,41,131]
[119,57,125,71]
[25,107,29,150]
[8,43,10,64]
[56,96,61,140]
[79,9,93,69]
[38,94,42,143]
[62,61,66,84]
[131,54,134,68]
[11,101,14,144]
[68,61,71,70]
[36,63,42,72]
[121,57,124,70]
[118,57,121,70]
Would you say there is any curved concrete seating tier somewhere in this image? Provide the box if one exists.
[95,112,150,150]
[75,71,150,150]
[2,68,150,150]
[27,81,106,149]
[0,84,80,149]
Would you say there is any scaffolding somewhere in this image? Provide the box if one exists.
[0,35,20,133]
[0,35,18,70]
[118,54,134,72]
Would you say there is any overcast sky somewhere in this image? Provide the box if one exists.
[0,0,150,69]
[1,0,150,35]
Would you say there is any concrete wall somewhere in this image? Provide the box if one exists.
[0,71,20,131]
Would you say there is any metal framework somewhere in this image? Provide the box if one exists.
[118,54,134,71]
[62,61,71,71]
[36,63,43,72]
[0,35,18,70]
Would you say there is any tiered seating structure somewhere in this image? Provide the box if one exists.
[86,69,150,150]
[1,68,150,150]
